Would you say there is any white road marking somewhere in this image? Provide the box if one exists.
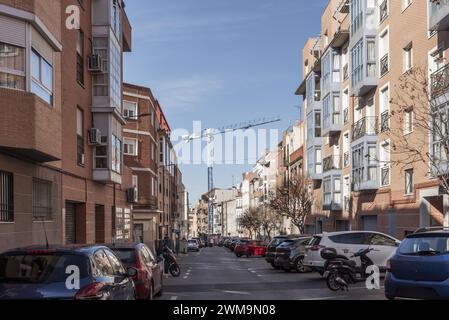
[183,276,188,279]
[170,296,178,300]
[223,290,251,295]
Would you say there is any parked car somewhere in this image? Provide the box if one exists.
[108,243,163,300]
[274,237,313,272]
[0,245,136,300]
[234,240,267,258]
[265,235,301,269]
[192,238,204,248]
[303,231,401,275]
[187,240,200,252]
[385,227,449,300]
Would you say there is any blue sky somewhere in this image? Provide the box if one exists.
[123,0,326,205]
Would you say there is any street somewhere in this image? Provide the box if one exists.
[157,247,386,300]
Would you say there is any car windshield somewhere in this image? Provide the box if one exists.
[188,240,197,244]
[0,253,89,284]
[399,235,449,256]
[269,238,286,246]
[112,249,136,264]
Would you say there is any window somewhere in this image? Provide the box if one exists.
[159,138,164,163]
[111,0,122,38]
[332,52,340,83]
[342,89,349,124]
[405,168,414,195]
[132,175,138,199]
[330,233,368,245]
[323,178,332,206]
[351,39,364,87]
[0,171,14,222]
[0,42,25,90]
[334,178,341,205]
[104,249,125,275]
[322,52,331,94]
[31,49,53,105]
[369,233,396,247]
[350,0,363,36]
[315,148,322,174]
[93,250,114,276]
[112,135,122,173]
[404,108,414,134]
[404,43,413,72]
[380,86,390,132]
[95,146,108,169]
[379,29,389,77]
[124,138,138,156]
[367,39,376,77]
[380,141,391,187]
[367,146,377,182]
[123,101,137,119]
[76,30,84,85]
[76,107,85,166]
[32,179,52,221]
[109,38,121,111]
[352,144,365,186]
[315,112,321,137]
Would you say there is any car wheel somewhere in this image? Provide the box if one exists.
[295,257,309,273]
[270,262,280,270]
[236,253,242,258]
[247,252,252,258]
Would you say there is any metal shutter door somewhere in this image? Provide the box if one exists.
[65,203,76,244]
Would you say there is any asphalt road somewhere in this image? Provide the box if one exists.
[156,246,386,300]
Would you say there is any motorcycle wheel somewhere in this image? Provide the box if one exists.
[326,271,343,291]
[169,263,181,277]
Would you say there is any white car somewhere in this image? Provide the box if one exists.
[303,231,401,275]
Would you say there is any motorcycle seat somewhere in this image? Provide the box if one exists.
[342,260,356,267]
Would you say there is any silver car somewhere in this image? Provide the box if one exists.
[187,239,200,252]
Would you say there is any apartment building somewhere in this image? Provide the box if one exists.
[190,198,208,238]
[0,0,134,251]
[296,0,449,239]
[122,83,161,248]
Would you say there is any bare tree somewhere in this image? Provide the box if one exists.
[266,174,313,234]
[259,206,283,241]
[238,207,262,239]
[387,64,449,194]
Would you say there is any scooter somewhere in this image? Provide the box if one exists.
[321,247,375,291]
[162,247,181,277]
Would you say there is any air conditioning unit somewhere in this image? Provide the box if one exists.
[88,128,102,145]
[127,187,138,204]
[88,54,104,73]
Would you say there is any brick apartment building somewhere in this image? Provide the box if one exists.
[122,83,187,249]
[295,0,449,239]
[0,0,190,252]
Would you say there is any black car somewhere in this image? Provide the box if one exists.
[265,235,302,269]
[0,245,136,300]
[274,237,312,273]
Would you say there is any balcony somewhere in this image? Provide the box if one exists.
[380,111,390,132]
[352,166,379,192]
[381,166,390,187]
[344,152,350,167]
[429,0,449,31]
[343,64,349,81]
[379,0,388,23]
[323,155,342,173]
[380,53,389,77]
[343,108,349,124]
[0,88,61,162]
[352,117,378,142]
[431,64,449,98]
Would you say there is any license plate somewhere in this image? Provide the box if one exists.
[323,271,330,278]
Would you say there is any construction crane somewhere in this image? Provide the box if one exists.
[182,117,281,235]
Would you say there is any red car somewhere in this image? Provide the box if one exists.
[235,240,267,258]
[109,243,164,300]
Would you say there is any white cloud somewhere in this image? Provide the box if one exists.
[151,76,222,112]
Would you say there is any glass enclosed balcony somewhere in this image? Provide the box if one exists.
[429,0,449,31]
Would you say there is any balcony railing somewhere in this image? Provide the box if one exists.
[344,152,350,167]
[343,108,349,124]
[323,155,342,173]
[343,64,349,81]
[381,166,390,186]
[380,0,388,23]
[431,64,449,98]
[344,196,350,211]
[380,111,390,132]
[352,117,378,141]
[380,53,389,77]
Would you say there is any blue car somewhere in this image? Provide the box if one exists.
[0,245,137,300]
[385,228,449,300]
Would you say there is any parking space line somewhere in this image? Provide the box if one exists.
[170,296,178,300]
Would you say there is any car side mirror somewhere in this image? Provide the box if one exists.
[126,267,138,278]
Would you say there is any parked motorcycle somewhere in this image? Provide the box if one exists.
[162,247,181,277]
[321,247,375,291]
